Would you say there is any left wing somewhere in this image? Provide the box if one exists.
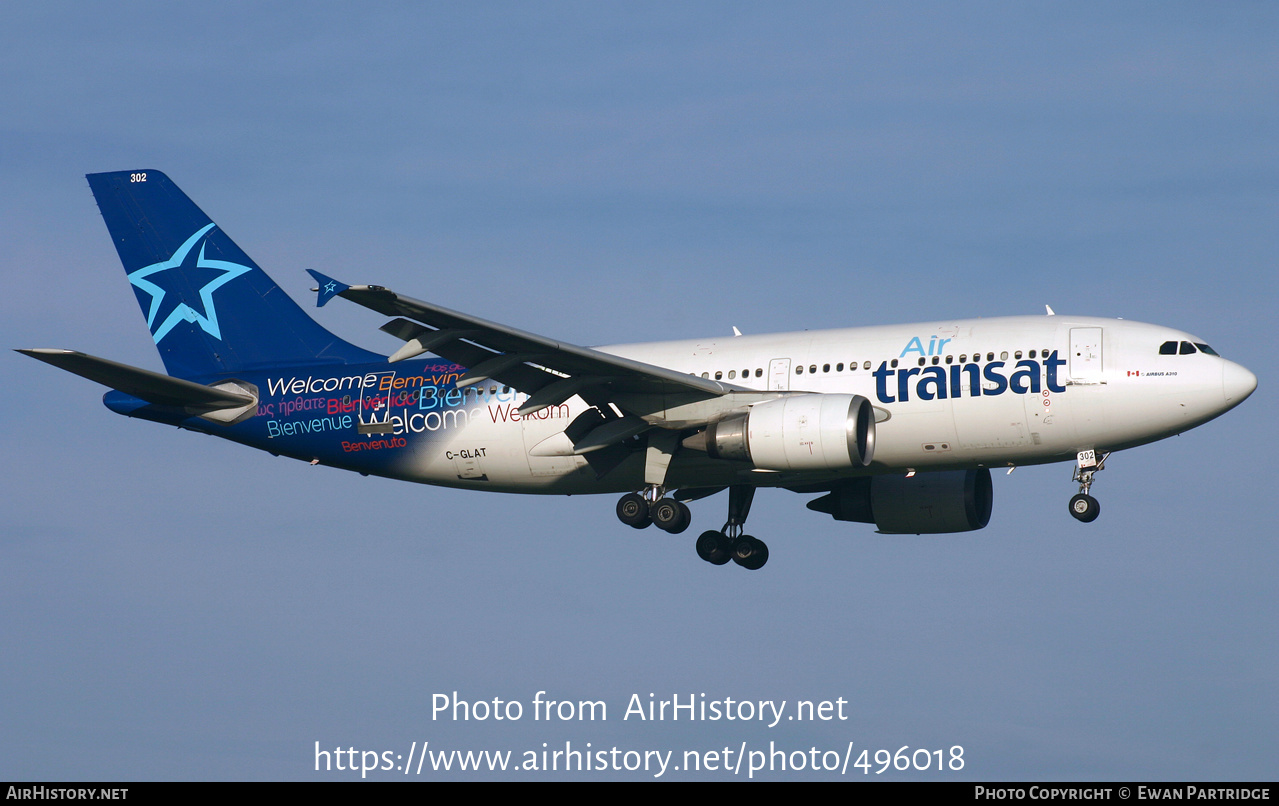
[307,270,753,427]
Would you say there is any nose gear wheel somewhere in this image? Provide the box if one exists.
[1069,451,1108,523]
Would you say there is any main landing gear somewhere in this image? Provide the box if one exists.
[615,431,768,569]
[615,430,692,534]
[696,530,769,571]
[613,484,769,570]
[1069,449,1109,523]
[696,485,768,571]
[616,489,691,534]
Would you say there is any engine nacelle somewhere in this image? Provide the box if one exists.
[702,393,874,471]
[807,468,993,534]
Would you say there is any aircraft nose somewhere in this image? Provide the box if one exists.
[1222,360,1257,404]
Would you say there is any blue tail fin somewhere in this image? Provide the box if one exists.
[87,170,382,379]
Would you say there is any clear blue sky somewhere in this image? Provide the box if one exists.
[2,3,1275,780]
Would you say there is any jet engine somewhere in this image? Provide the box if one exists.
[696,393,874,471]
[807,468,993,533]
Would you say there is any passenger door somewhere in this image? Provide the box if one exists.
[1069,328,1103,383]
[768,358,790,391]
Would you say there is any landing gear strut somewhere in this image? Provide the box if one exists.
[613,430,693,535]
[696,485,768,570]
[613,432,765,567]
[1069,449,1108,523]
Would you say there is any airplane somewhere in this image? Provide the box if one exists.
[20,170,1257,570]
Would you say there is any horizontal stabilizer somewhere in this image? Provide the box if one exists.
[17,349,254,410]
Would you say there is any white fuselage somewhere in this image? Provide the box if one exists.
[394,315,1254,495]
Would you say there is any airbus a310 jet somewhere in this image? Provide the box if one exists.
[20,170,1257,570]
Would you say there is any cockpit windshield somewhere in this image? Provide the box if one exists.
[1159,340,1219,357]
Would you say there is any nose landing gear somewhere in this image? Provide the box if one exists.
[1069,493,1100,523]
[1069,449,1108,523]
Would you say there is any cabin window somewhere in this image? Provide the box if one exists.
[809,365,817,374]
[1029,350,1036,359]
[945,355,953,364]
[755,368,763,377]
[715,371,723,380]
[701,372,709,379]
[796,366,804,375]
[822,364,830,373]
[836,363,844,372]
[890,359,898,368]
[863,361,871,370]
[959,354,967,363]
[986,352,994,362]
[931,356,940,365]
[1000,351,1009,361]
[727,370,736,379]
[918,357,926,366]
[1015,350,1023,360]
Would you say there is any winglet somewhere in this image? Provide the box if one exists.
[1045,305,1056,316]
[306,269,350,308]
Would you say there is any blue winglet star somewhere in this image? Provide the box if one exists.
[306,269,350,308]
[127,224,253,344]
